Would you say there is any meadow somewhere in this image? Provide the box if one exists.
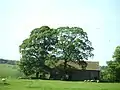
[0,64,22,78]
[0,79,120,90]
[0,64,120,90]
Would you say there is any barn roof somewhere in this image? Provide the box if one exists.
[56,60,100,71]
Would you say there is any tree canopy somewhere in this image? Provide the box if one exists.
[107,46,120,81]
[19,26,58,78]
[53,27,94,75]
[19,26,94,79]
[100,46,120,82]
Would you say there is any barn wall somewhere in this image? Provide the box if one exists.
[50,70,100,81]
[71,70,100,81]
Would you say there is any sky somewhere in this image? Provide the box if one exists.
[0,0,120,65]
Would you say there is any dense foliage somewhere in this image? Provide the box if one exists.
[53,27,94,79]
[19,26,58,78]
[100,46,120,82]
[19,26,94,79]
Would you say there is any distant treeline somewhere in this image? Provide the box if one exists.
[0,58,18,65]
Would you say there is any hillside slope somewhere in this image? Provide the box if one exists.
[0,64,23,78]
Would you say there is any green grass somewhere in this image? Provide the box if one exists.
[0,64,23,78]
[0,79,120,90]
[0,64,120,90]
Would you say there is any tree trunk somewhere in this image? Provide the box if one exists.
[64,60,67,72]
[42,73,45,79]
[36,72,39,79]
[63,60,67,80]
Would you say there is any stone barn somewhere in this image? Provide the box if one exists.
[49,61,100,81]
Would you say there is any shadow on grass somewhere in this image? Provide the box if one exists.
[100,80,120,83]
[0,83,10,86]
[27,86,87,90]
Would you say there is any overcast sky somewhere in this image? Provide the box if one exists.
[0,0,120,65]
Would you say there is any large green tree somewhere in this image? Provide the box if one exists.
[19,26,94,80]
[19,26,58,78]
[53,27,94,79]
[101,46,120,82]
[107,46,120,81]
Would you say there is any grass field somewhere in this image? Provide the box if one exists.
[0,64,23,78]
[0,79,120,90]
[0,64,120,90]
